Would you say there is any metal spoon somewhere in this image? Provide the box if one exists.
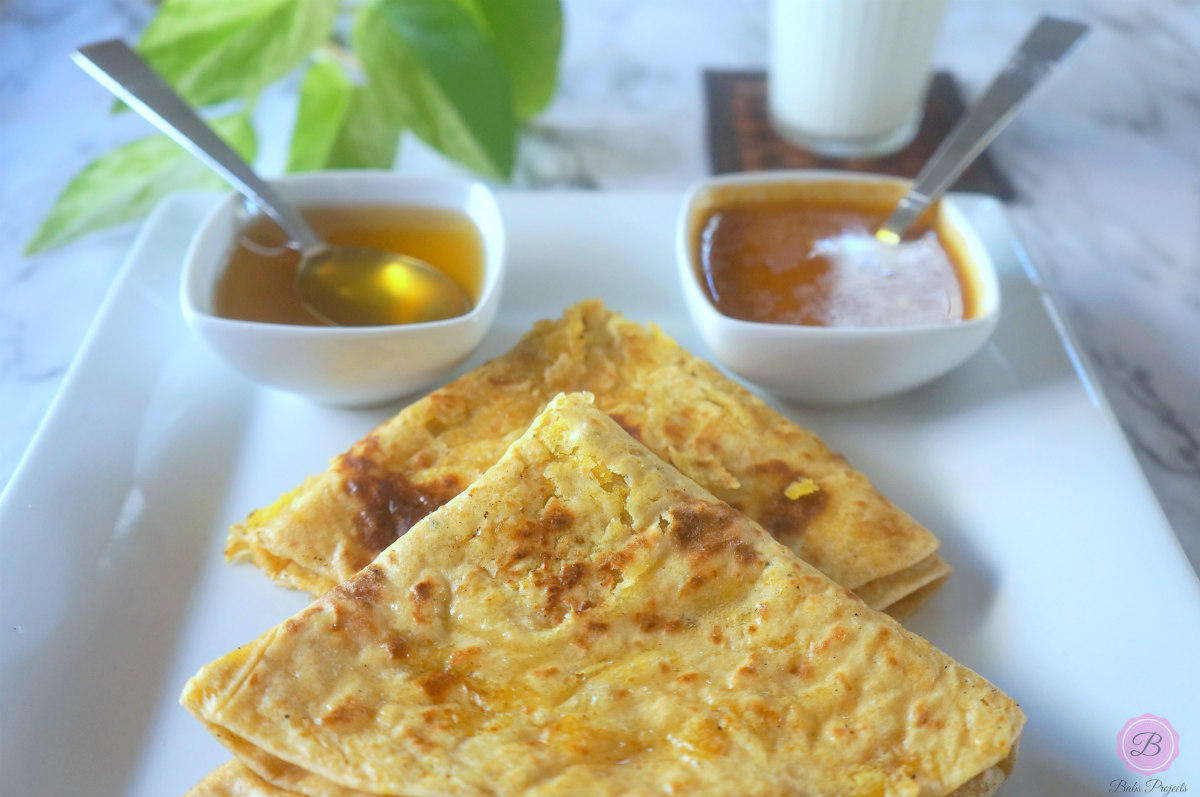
[876,15,1089,244]
[72,40,471,327]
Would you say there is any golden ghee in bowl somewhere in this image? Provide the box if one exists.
[214,204,485,327]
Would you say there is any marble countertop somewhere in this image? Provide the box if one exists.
[2,0,1198,573]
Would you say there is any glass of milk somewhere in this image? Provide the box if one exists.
[768,0,950,157]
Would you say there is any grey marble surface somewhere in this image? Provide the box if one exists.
[2,0,1198,572]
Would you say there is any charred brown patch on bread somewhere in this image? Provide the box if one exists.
[664,496,761,566]
[338,440,463,563]
[734,460,828,543]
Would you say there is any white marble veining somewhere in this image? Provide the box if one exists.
[2,0,1198,571]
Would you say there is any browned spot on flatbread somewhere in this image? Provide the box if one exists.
[813,625,847,654]
[573,621,610,649]
[735,459,828,543]
[503,501,575,571]
[516,502,574,541]
[338,440,464,564]
[449,646,484,667]
[749,700,781,726]
[665,496,761,566]
[533,561,589,614]
[319,697,372,725]
[282,604,320,635]
[416,670,468,703]
[411,578,438,624]
[607,411,645,444]
[682,716,730,757]
[333,565,386,603]
[634,612,684,633]
[402,727,436,753]
[328,600,377,635]
[530,561,598,626]
[413,579,434,602]
[662,405,698,441]
[913,701,946,729]
[597,533,649,588]
[381,634,410,661]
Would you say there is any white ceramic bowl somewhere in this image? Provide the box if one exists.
[182,172,504,406]
[677,171,1000,406]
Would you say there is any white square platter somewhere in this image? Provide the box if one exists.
[1,191,1197,797]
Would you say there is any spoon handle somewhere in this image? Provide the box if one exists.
[73,40,323,251]
[877,15,1088,243]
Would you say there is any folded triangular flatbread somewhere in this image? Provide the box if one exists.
[187,393,1021,797]
[228,300,946,616]
[187,756,1015,797]
[186,760,291,796]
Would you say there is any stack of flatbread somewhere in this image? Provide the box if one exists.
[183,393,1023,796]
[227,301,949,619]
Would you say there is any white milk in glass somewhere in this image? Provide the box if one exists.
[769,0,949,156]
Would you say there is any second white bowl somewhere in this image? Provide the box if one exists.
[677,171,1000,406]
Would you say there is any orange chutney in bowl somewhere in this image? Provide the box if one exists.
[690,182,980,328]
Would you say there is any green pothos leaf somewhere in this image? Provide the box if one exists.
[461,0,563,121]
[355,0,515,179]
[287,56,401,172]
[26,114,256,254]
[130,0,337,110]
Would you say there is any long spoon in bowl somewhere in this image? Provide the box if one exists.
[876,15,1089,244]
[72,40,471,327]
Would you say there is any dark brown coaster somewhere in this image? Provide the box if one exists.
[705,70,1016,200]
